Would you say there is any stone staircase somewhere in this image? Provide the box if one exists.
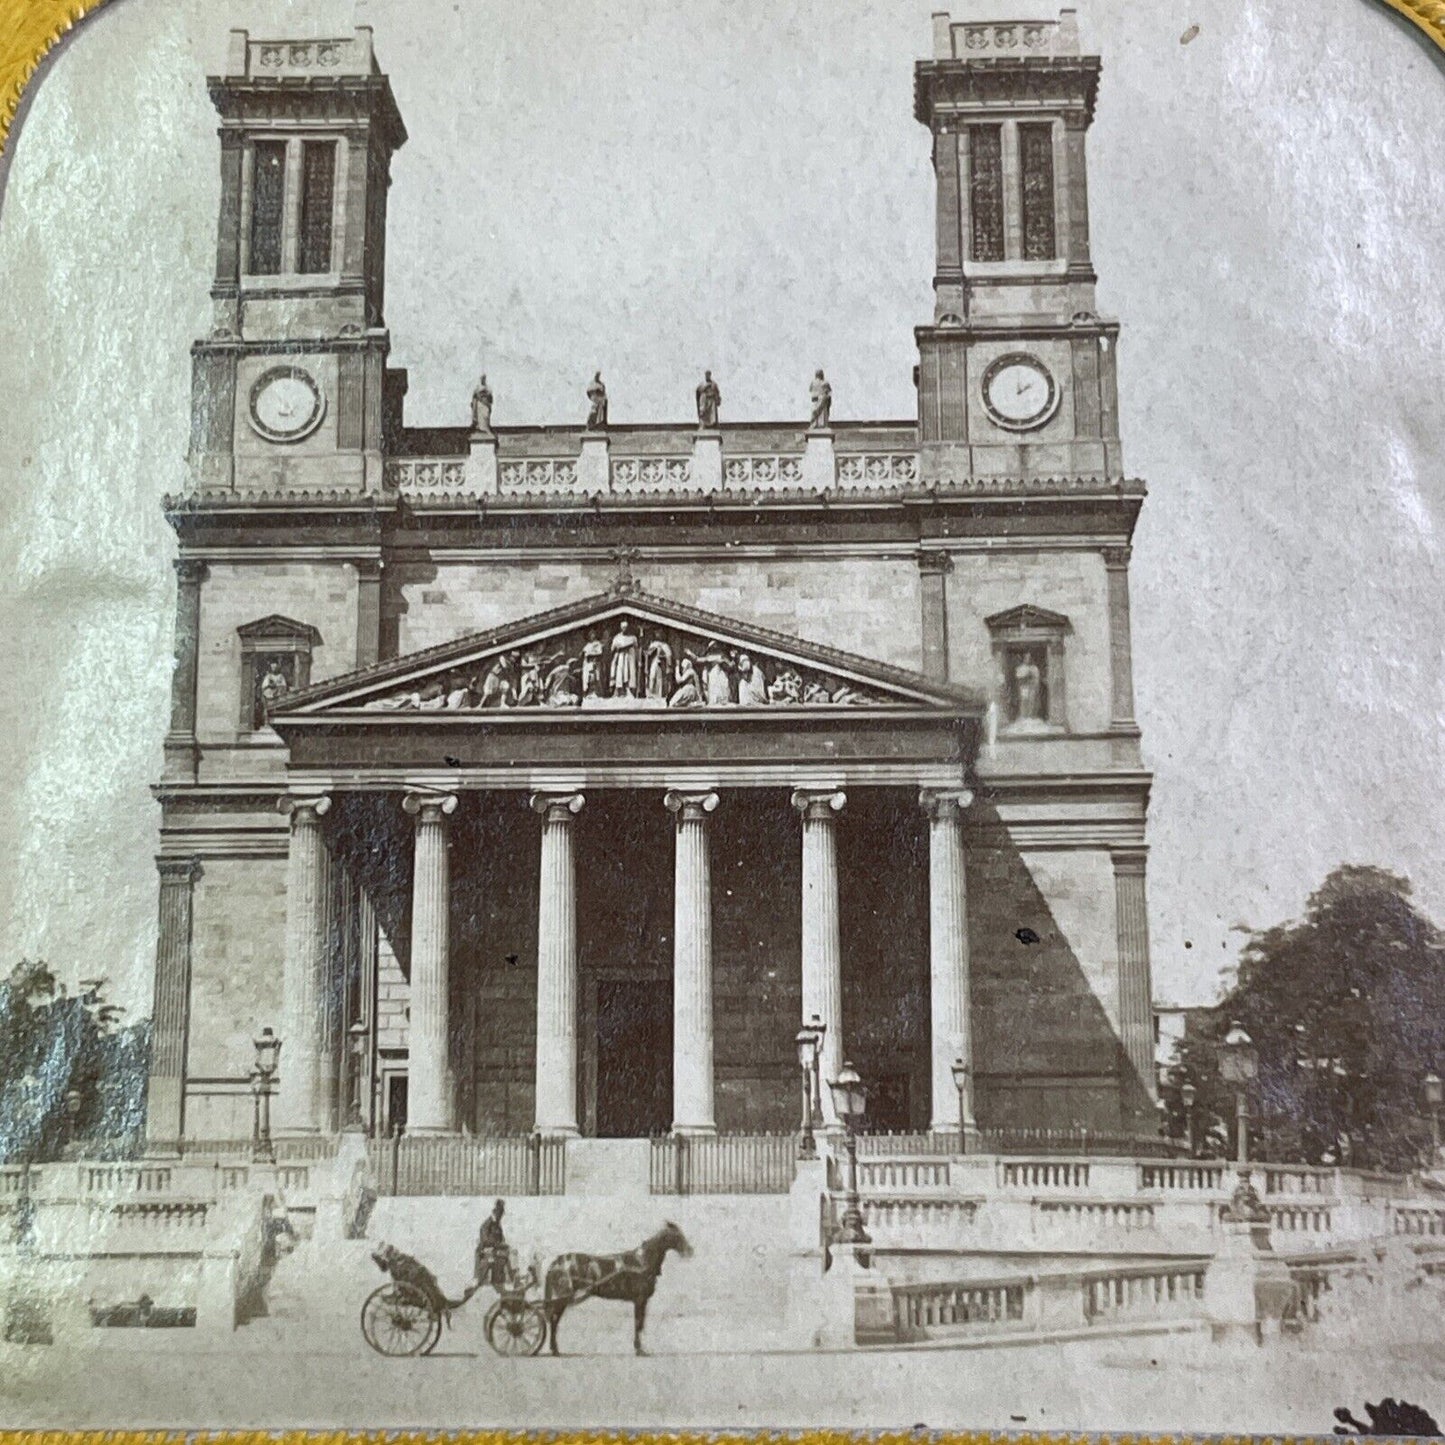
[237,1193,795,1356]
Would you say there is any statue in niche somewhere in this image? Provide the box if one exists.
[608,619,640,697]
[808,369,832,431]
[471,373,494,434]
[669,655,703,708]
[580,632,605,699]
[768,668,803,705]
[695,370,721,430]
[586,372,609,430]
[692,644,733,705]
[543,656,579,707]
[644,638,673,701]
[257,657,291,724]
[736,652,768,706]
[1010,648,1048,726]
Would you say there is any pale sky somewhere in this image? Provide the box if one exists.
[1,0,1443,1016]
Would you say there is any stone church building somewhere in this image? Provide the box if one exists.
[146,9,1156,1152]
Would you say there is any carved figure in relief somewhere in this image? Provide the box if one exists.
[690,645,733,705]
[543,656,579,707]
[736,652,768,706]
[803,680,832,705]
[1013,652,1045,722]
[768,668,803,705]
[479,655,516,708]
[608,619,640,697]
[669,656,703,708]
[695,371,721,430]
[644,639,673,701]
[416,680,448,711]
[515,651,546,707]
[580,633,605,698]
[809,369,832,431]
[471,374,494,434]
[446,682,472,710]
[586,372,609,430]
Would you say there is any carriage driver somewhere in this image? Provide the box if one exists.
[474,1199,510,1290]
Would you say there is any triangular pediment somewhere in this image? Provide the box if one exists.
[273,587,979,719]
[985,604,1071,633]
[237,614,322,644]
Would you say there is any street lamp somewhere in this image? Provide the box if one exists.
[1219,1022,1268,1224]
[346,1021,368,1131]
[794,1017,824,1160]
[251,1027,282,1162]
[1180,1081,1197,1157]
[950,1057,971,1156]
[1424,1071,1442,1162]
[827,1061,871,1246]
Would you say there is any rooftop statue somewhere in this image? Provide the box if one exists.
[471,373,494,435]
[586,371,608,431]
[809,369,832,431]
[695,370,721,430]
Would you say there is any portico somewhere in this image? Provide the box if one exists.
[267,586,984,1141]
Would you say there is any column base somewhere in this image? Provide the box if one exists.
[534,1124,580,1139]
[671,1123,717,1137]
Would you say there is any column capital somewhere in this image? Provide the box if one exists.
[1110,845,1148,877]
[403,791,458,822]
[173,558,210,585]
[350,556,384,583]
[530,791,585,821]
[664,789,719,822]
[155,855,203,885]
[920,787,974,821]
[790,788,846,821]
[1102,544,1133,570]
[917,549,954,577]
[279,793,331,822]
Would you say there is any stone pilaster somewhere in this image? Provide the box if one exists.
[665,790,719,1135]
[355,558,383,669]
[278,794,332,1133]
[1103,546,1137,727]
[163,559,208,782]
[921,789,975,1135]
[578,433,610,493]
[144,857,202,1150]
[802,431,835,491]
[917,550,952,683]
[692,431,723,491]
[791,789,846,1126]
[531,791,584,1136]
[404,792,458,1133]
[1112,847,1155,1100]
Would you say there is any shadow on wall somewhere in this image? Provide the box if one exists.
[966,798,1154,1134]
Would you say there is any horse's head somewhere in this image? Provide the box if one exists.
[661,1220,693,1259]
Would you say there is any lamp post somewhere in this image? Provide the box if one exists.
[346,1021,368,1131]
[62,1087,84,1161]
[1219,1021,1267,1223]
[251,1027,281,1163]
[828,1061,870,1246]
[1181,1081,1197,1157]
[950,1057,970,1156]
[794,1016,824,1160]
[1424,1071,1443,1163]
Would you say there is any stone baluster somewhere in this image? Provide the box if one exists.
[792,789,847,1126]
[665,790,720,1135]
[403,792,459,1133]
[531,792,585,1136]
[278,794,332,1132]
[921,788,976,1136]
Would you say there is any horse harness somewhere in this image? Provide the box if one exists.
[550,1246,655,1302]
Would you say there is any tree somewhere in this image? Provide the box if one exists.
[1161,866,1445,1172]
[0,960,150,1163]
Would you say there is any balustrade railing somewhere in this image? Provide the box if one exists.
[856,1158,950,1191]
[998,1159,1090,1190]
[1036,1199,1157,1230]
[1139,1163,1225,1191]
[893,1277,1026,1341]
[369,1134,566,1197]
[1081,1263,1207,1325]
[1394,1206,1445,1236]
[611,457,692,489]
[500,458,579,491]
[723,455,804,489]
[836,453,918,487]
[649,1132,796,1195]
[85,1165,175,1194]
[853,1196,979,1235]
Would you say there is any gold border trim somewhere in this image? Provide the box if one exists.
[0,0,111,155]
[1378,0,1445,48]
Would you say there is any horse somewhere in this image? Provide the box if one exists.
[542,1220,692,1356]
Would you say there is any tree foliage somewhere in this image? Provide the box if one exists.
[1161,866,1445,1171]
[0,960,150,1163]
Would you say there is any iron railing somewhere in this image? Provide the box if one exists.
[368,1134,566,1197]
[649,1132,797,1195]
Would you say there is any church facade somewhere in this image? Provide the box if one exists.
[146,10,1156,1152]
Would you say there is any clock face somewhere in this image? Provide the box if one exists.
[982,354,1058,431]
[249,367,325,442]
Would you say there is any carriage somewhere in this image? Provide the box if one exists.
[360,1242,549,1358]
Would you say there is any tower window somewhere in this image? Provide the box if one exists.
[1019,123,1057,261]
[968,125,1005,263]
[249,140,286,276]
[298,141,336,274]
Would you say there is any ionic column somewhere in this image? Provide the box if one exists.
[922,789,976,1135]
[278,794,332,1132]
[403,792,458,1133]
[665,790,719,1135]
[144,857,202,1149]
[531,791,584,1136]
[792,789,846,1126]
[1112,847,1156,1100]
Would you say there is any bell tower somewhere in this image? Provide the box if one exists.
[914,8,1121,481]
[191,28,407,494]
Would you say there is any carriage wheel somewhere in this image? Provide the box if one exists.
[484,1298,547,1357]
[361,1282,440,1357]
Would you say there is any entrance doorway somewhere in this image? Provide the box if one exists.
[594,978,672,1137]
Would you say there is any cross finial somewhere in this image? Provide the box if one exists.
[608,544,641,594]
